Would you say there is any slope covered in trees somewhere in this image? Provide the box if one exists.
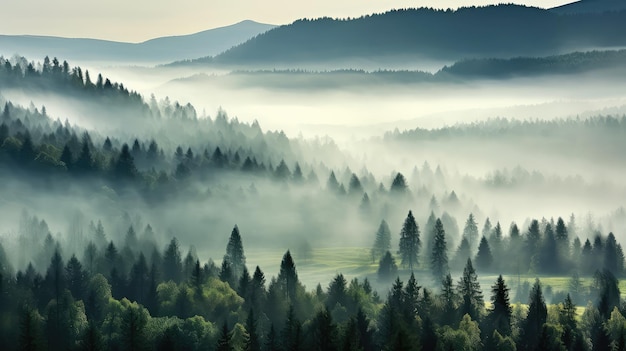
[181,5,626,65]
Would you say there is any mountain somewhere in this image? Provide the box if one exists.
[187,5,626,66]
[550,0,626,14]
[0,20,275,65]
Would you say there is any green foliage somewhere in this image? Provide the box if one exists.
[398,211,420,270]
[430,218,448,282]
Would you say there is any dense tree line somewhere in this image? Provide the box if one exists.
[374,211,625,290]
[205,4,626,64]
[1,215,626,350]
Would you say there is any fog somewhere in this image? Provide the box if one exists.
[2,52,626,295]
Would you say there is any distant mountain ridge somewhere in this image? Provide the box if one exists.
[178,5,626,66]
[0,20,275,64]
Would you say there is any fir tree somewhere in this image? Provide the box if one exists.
[224,225,246,278]
[487,275,512,337]
[521,279,547,351]
[371,220,391,262]
[463,214,479,253]
[430,218,448,282]
[377,251,398,283]
[398,210,420,270]
[457,258,484,322]
[475,236,493,272]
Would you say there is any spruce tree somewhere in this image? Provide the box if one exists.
[463,214,479,253]
[224,225,246,278]
[430,218,448,282]
[398,210,420,270]
[487,275,512,337]
[457,258,484,322]
[377,251,398,282]
[371,220,391,262]
[278,251,299,302]
[244,309,260,351]
[475,236,493,272]
[521,279,547,351]
[216,322,232,351]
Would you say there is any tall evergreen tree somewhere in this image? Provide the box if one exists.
[430,218,448,282]
[377,251,398,283]
[475,236,493,272]
[371,220,391,262]
[487,275,512,337]
[398,210,420,270]
[278,251,299,302]
[224,225,246,278]
[440,273,457,326]
[463,214,479,253]
[457,258,484,322]
[162,238,182,283]
[216,322,232,351]
[390,172,408,194]
[244,309,260,351]
[521,279,547,351]
[311,308,337,351]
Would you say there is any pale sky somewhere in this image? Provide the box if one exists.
[1,0,573,42]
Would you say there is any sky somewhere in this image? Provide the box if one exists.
[1,0,574,42]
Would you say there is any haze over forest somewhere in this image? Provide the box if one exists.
[1,0,626,350]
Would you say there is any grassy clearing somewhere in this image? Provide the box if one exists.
[244,246,626,305]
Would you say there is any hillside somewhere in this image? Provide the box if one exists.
[186,5,626,66]
[550,0,626,14]
[0,20,275,65]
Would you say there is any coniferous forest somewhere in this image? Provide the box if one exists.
[2,2,626,351]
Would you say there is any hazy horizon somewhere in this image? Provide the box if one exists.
[1,0,572,42]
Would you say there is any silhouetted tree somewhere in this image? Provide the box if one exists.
[475,236,493,272]
[371,220,391,262]
[377,251,398,283]
[430,218,448,282]
[398,210,420,270]
[457,258,483,322]
[520,279,547,351]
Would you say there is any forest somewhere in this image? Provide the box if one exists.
[0,53,626,351]
[185,5,626,65]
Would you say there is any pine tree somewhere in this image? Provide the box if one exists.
[78,322,104,351]
[487,275,512,337]
[327,171,340,193]
[216,322,232,351]
[278,251,299,302]
[555,217,569,269]
[559,294,578,351]
[398,210,420,270]
[311,308,336,351]
[114,144,137,179]
[371,220,391,262]
[377,251,398,283]
[463,214,479,253]
[162,238,182,283]
[440,273,457,326]
[18,307,42,351]
[430,218,448,282]
[457,258,484,322]
[224,225,246,278]
[244,309,260,351]
[390,172,408,194]
[274,159,291,180]
[475,236,493,272]
[75,135,93,173]
[521,279,547,351]
[121,305,147,351]
[348,173,363,195]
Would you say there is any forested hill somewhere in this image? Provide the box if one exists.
[193,5,626,65]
